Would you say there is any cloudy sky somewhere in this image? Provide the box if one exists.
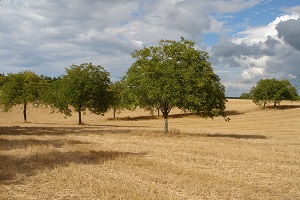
[1,0,300,96]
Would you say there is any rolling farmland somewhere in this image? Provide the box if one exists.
[1,99,300,199]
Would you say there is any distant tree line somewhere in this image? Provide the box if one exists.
[239,78,299,108]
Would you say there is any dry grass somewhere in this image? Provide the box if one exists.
[0,99,300,199]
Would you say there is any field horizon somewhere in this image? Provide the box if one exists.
[1,99,300,199]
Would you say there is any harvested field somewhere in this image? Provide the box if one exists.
[0,99,300,199]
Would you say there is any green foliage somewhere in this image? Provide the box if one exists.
[109,80,141,119]
[46,63,111,124]
[39,76,62,108]
[0,71,42,122]
[123,37,228,132]
[250,78,298,108]
[239,92,252,99]
[109,81,126,119]
[0,74,7,87]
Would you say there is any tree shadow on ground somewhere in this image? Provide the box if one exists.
[111,115,161,121]
[0,150,146,185]
[191,133,267,140]
[87,124,149,129]
[224,110,244,116]
[0,138,89,150]
[265,105,300,110]
[0,126,133,136]
[112,110,245,121]
[114,113,199,121]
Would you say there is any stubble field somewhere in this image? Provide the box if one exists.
[0,99,300,199]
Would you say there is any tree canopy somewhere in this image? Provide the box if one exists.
[0,73,7,87]
[239,92,252,99]
[45,63,111,124]
[122,37,228,133]
[0,71,42,122]
[250,78,298,108]
[109,81,127,119]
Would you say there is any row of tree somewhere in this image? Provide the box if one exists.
[0,38,229,133]
[0,64,112,124]
[240,78,299,108]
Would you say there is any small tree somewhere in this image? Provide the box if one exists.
[239,92,252,99]
[39,75,61,107]
[109,81,126,119]
[250,78,298,108]
[47,63,111,124]
[0,71,42,122]
[123,38,228,133]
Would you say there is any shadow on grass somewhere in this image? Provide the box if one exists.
[111,110,245,121]
[0,126,133,136]
[110,115,161,121]
[224,110,244,116]
[0,139,89,150]
[191,133,267,140]
[112,113,198,121]
[0,150,146,184]
[265,105,300,110]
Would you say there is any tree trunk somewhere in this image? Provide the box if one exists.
[113,109,116,119]
[78,107,82,124]
[23,104,27,122]
[163,116,168,133]
[263,101,266,108]
[274,102,277,108]
[161,105,171,133]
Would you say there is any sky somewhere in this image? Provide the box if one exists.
[0,0,300,97]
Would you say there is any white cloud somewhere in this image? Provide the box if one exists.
[207,17,225,33]
[212,0,262,13]
[241,66,265,80]
[1,0,300,96]
[222,81,253,97]
[233,13,299,45]
[211,12,300,95]
[283,5,300,15]
[288,74,297,79]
